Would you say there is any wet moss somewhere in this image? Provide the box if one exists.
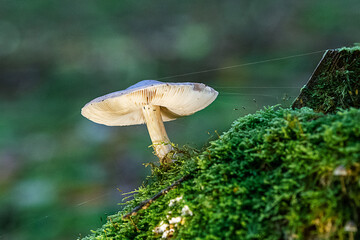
[80,106,360,240]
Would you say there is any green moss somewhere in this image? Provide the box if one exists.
[80,106,360,240]
[338,45,360,53]
[292,46,360,113]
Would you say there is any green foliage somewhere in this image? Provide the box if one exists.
[81,106,360,239]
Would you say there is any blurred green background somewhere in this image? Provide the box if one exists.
[0,1,359,239]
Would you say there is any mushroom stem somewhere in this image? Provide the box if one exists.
[340,177,347,193]
[142,105,173,164]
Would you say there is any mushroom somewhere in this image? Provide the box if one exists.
[333,165,347,176]
[344,220,357,240]
[81,80,218,164]
[333,165,348,193]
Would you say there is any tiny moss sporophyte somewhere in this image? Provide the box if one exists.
[81,80,218,165]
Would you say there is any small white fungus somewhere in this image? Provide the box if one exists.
[153,221,168,234]
[169,216,182,224]
[169,196,183,207]
[162,228,175,239]
[162,230,170,239]
[181,205,193,216]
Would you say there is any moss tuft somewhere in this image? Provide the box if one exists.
[338,45,360,53]
[80,106,360,240]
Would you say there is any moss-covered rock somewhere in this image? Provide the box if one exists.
[80,106,360,240]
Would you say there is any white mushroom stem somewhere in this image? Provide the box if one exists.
[142,105,173,163]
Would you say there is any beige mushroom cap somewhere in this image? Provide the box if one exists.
[81,80,218,126]
[333,165,347,176]
[345,220,358,232]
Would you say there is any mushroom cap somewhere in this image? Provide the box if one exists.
[344,220,358,232]
[333,165,347,176]
[81,80,218,126]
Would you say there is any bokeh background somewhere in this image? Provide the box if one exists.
[0,1,359,239]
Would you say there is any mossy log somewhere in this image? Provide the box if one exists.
[81,107,360,240]
[80,47,360,239]
[292,46,360,113]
